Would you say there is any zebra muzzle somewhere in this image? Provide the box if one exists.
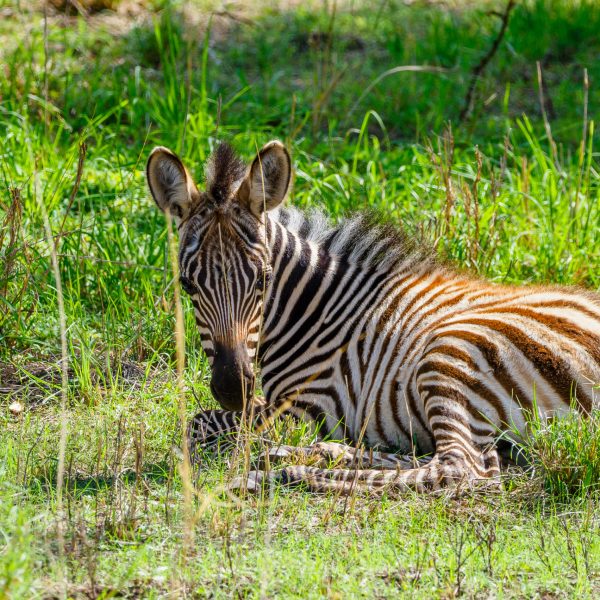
[210,341,256,411]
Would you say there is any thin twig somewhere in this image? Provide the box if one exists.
[164,210,194,564]
[458,0,515,123]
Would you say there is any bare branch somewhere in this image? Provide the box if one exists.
[458,0,516,123]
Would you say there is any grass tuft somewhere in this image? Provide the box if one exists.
[522,406,600,500]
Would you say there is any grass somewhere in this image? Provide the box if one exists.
[1,0,599,597]
[517,405,600,499]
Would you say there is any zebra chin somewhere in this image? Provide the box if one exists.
[209,379,255,412]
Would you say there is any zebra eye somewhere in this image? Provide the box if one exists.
[256,269,272,291]
[179,275,197,296]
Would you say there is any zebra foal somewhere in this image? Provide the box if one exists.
[147,140,600,495]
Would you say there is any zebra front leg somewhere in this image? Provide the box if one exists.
[187,409,242,462]
[260,441,431,470]
[187,397,274,464]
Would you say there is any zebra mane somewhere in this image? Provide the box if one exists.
[271,205,435,272]
[204,143,247,205]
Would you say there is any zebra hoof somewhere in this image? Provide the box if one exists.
[228,470,281,494]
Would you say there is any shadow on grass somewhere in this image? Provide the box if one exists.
[27,461,172,498]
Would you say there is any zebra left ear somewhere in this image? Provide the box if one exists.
[240,141,291,216]
[146,147,200,225]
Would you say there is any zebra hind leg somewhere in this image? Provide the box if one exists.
[232,441,501,496]
[259,441,431,470]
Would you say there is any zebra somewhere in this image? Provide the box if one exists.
[146,140,600,495]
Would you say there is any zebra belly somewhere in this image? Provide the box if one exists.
[415,313,600,442]
[262,289,600,453]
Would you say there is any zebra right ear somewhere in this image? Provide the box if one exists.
[146,147,200,224]
[239,141,291,217]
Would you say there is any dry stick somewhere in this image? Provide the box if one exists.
[59,142,87,237]
[36,177,69,597]
[536,61,559,168]
[164,210,195,568]
[472,147,483,263]
[442,125,455,238]
[458,0,515,123]
[1,188,23,302]
[462,182,474,261]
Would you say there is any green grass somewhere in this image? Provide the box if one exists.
[515,405,600,500]
[1,0,599,597]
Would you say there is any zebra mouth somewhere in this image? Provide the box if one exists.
[210,341,256,411]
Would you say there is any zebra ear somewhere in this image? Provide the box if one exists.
[240,141,291,216]
[146,147,200,224]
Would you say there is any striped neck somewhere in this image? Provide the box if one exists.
[256,208,427,386]
[258,216,341,365]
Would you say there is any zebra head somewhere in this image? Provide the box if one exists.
[146,141,292,411]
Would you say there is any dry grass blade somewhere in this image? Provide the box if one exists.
[0,188,31,325]
[349,65,449,118]
[36,176,70,596]
[165,209,195,567]
[58,141,87,236]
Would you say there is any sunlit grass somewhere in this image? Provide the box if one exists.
[1,0,599,597]
[521,405,600,499]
